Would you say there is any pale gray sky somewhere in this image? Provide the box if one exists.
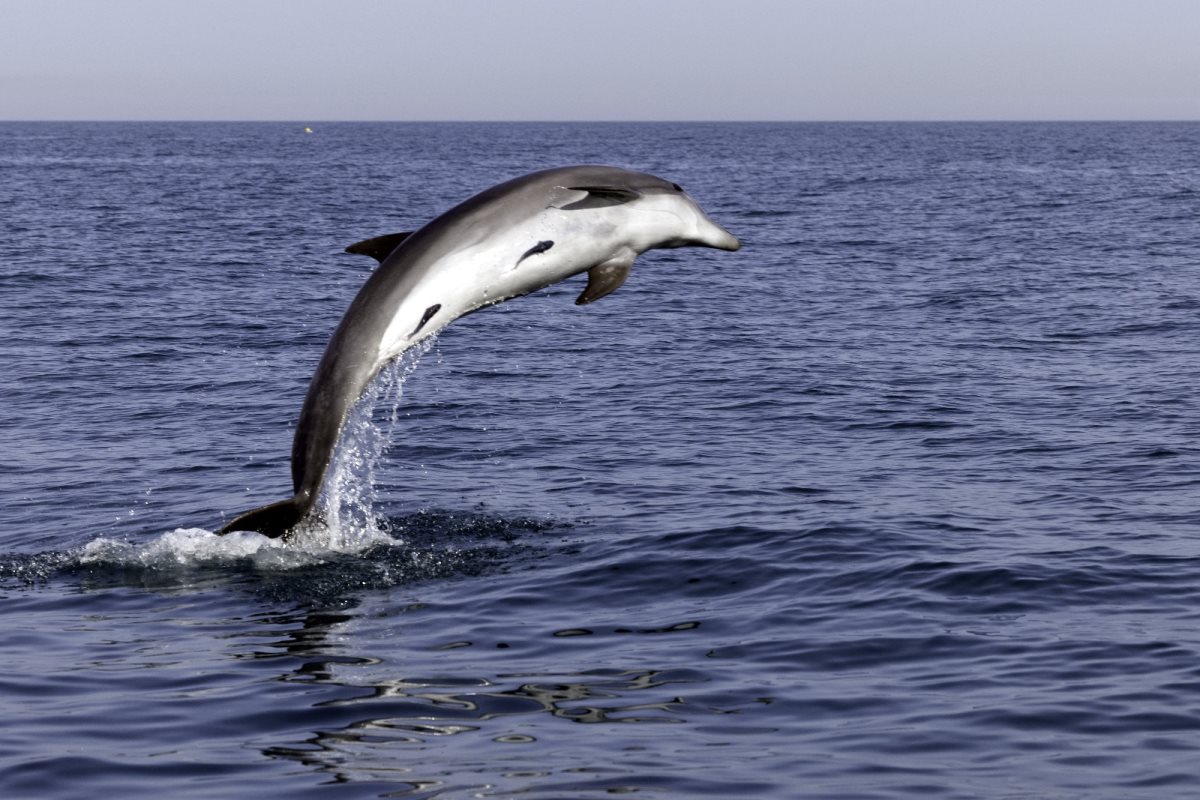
[2,0,1196,120]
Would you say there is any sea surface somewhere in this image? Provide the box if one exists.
[2,121,1200,799]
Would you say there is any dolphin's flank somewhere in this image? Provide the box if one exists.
[218,165,740,538]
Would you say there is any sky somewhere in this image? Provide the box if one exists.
[1,0,1197,121]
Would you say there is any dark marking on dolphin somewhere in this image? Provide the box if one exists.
[517,240,554,266]
[411,304,441,336]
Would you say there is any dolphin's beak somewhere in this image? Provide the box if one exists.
[695,215,741,251]
[708,223,741,251]
[686,199,741,250]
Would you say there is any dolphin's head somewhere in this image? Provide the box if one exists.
[643,181,742,252]
[547,166,740,254]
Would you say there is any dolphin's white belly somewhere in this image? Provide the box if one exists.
[375,211,620,365]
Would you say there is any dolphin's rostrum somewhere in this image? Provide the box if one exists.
[218,165,740,538]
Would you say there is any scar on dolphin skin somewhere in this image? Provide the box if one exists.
[516,240,554,266]
[411,304,441,336]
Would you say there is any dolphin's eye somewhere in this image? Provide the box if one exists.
[671,183,682,192]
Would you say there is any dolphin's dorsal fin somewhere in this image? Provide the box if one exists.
[344,231,415,263]
[576,254,635,305]
[561,186,640,211]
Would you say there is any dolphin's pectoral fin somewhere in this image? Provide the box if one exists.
[576,254,635,305]
[345,231,415,263]
[411,304,441,336]
[559,186,641,210]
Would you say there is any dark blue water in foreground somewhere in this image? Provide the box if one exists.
[3,122,1200,798]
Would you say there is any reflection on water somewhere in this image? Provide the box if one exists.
[264,632,726,796]
[237,583,749,797]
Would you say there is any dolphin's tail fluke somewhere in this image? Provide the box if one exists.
[218,497,304,538]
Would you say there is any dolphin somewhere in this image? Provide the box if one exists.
[218,165,740,538]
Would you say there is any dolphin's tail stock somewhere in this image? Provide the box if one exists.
[217,496,306,538]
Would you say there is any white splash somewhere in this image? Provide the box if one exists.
[81,339,436,569]
[79,527,309,568]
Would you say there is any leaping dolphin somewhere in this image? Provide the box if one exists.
[218,165,740,538]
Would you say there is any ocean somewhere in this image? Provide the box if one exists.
[2,121,1200,798]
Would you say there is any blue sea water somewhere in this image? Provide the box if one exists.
[2,120,1200,799]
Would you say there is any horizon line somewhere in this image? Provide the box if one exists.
[2,118,1199,125]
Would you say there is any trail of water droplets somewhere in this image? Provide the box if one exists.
[308,338,436,550]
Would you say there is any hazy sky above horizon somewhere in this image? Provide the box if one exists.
[2,0,1197,121]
